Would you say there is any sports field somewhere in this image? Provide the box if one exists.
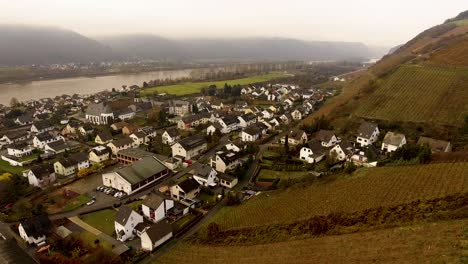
[141,73,288,95]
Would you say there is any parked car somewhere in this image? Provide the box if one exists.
[86,200,95,206]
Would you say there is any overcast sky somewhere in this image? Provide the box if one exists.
[2,0,466,46]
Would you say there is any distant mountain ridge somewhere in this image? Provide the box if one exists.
[98,34,382,62]
[0,25,387,66]
[0,25,117,66]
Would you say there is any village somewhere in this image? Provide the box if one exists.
[0,74,452,263]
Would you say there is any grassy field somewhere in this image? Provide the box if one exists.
[454,19,468,26]
[354,64,468,126]
[257,169,310,181]
[141,73,288,96]
[156,218,468,264]
[61,194,91,212]
[209,162,468,230]
[0,160,27,176]
[80,209,117,236]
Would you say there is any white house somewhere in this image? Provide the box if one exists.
[382,132,406,153]
[23,165,56,188]
[299,140,327,164]
[30,121,54,134]
[191,163,218,186]
[18,215,52,245]
[241,123,267,142]
[356,122,380,147]
[107,137,136,155]
[142,193,174,223]
[33,132,64,149]
[170,178,200,201]
[315,130,339,147]
[171,135,207,160]
[217,173,238,188]
[141,221,173,251]
[7,142,33,158]
[161,129,180,145]
[212,152,242,173]
[280,129,308,146]
[115,206,144,242]
[237,113,257,128]
[330,142,355,161]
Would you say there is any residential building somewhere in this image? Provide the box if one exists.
[30,120,54,134]
[89,146,111,163]
[167,100,191,116]
[315,130,339,147]
[18,215,52,245]
[171,135,207,160]
[141,221,173,251]
[330,141,355,161]
[142,193,174,223]
[170,178,200,201]
[7,142,33,158]
[33,132,64,149]
[356,122,380,147]
[299,140,327,163]
[23,165,56,188]
[191,163,218,187]
[382,132,406,153]
[161,129,180,145]
[115,206,143,242]
[95,132,113,145]
[281,129,308,146]
[212,151,243,173]
[217,173,238,188]
[107,137,136,155]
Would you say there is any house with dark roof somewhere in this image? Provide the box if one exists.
[417,137,452,153]
[33,132,64,149]
[53,152,90,176]
[299,139,328,163]
[0,130,30,145]
[190,163,218,187]
[212,151,243,173]
[78,123,94,135]
[171,134,207,160]
[115,206,143,242]
[102,156,170,194]
[177,112,211,130]
[23,164,56,188]
[130,131,150,146]
[281,129,308,146]
[107,137,136,155]
[14,114,34,126]
[142,193,175,223]
[238,113,258,128]
[44,139,80,154]
[170,178,200,201]
[217,172,238,188]
[30,120,54,134]
[141,221,173,251]
[356,122,380,147]
[95,132,113,145]
[161,128,180,145]
[18,215,52,245]
[241,123,267,142]
[6,141,33,158]
[89,146,111,163]
[330,141,356,161]
[315,130,339,147]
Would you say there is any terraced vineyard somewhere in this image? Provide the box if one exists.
[156,218,468,264]
[209,162,468,230]
[354,64,468,126]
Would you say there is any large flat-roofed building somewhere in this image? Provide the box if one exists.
[102,156,170,194]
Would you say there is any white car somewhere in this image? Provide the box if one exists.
[86,200,95,206]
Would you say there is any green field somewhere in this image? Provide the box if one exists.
[454,19,468,26]
[0,160,27,176]
[141,73,288,96]
[208,162,468,230]
[62,195,92,212]
[355,64,468,126]
[156,218,468,264]
[80,209,117,236]
[257,169,310,181]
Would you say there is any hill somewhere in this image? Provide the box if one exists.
[0,25,116,66]
[98,35,380,62]
[209,162,468,230]
[324,10,468,127]
[156,218,468,264]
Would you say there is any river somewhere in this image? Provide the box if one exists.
[0,69,196,105]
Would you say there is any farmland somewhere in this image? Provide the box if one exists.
[141,73,288,96]
[156,218,468,264]
[354,64,468,126]
[209,162,468,230]
[257,169,310,181]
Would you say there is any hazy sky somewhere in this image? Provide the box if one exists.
[2,0,466,46]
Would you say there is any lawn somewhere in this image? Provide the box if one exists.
[0,160,27,176]
[126,199,143,211]
[257,169,310,181]
[156,218,468,264]
[80,209,118,236]
[141,73,288,96]
[77,230,114,251]
[62,194,92,212]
